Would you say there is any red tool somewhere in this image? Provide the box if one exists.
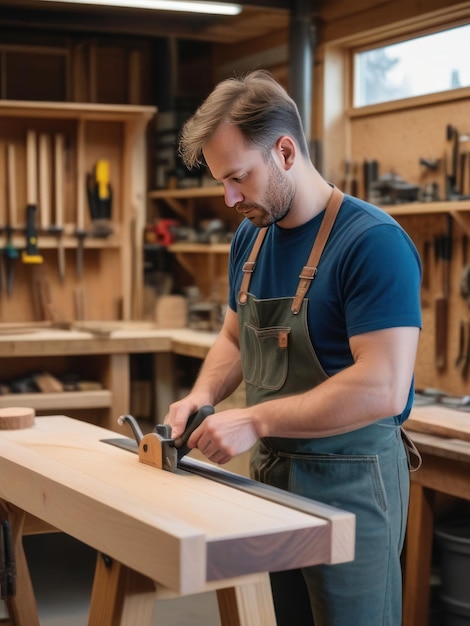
[145,219,179,246]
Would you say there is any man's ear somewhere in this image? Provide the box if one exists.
[275,135,296,170]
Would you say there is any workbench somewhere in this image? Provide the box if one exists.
[0,415,355,626]
[0,324,217,431]
[403,404,470,626]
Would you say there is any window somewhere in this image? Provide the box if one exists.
[354,24,470,107]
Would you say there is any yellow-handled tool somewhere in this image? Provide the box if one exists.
[86,159,113,237]
[22,130,43,265]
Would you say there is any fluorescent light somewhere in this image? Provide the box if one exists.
[35,0,242,15]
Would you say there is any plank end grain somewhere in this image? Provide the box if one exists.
[207,523,330,581]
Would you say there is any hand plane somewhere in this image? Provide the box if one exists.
[117,405,214,472]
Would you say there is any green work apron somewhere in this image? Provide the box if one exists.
[236,187,410,626]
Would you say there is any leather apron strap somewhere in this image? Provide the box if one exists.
[238,227,268,304]
[237,185,344,310]
[291,186,344,313]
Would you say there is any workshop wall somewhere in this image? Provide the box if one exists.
[348,100,470,396]
[313,3,470,397]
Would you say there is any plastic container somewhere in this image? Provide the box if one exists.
[435,520,470,604]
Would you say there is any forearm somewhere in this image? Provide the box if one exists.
[191,329,243,406]
[254,327,419,439]
[186,361,402,465]
[254,367,397,439]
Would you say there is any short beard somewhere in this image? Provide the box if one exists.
[258,157,294,227]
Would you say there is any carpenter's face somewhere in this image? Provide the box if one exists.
[202,122,294,228]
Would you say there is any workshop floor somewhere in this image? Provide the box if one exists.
[7,533,221,626]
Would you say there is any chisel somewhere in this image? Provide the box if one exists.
[5,144,19,296]
[53,133,66,282]
[75,122,86,279]
[435,216,452,371]
[22,130,43,265]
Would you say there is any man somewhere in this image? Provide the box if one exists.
[166,70,422,625]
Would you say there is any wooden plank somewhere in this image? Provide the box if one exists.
[0,390,111,411]
[0,437,207,594]
[407,404,470,442]
[180,456,355,568]
[0,416,354,594]
[406,431,470,463]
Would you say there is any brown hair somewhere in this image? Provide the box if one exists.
[178,69,309,169]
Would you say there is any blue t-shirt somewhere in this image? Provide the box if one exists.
[228,194,422,423]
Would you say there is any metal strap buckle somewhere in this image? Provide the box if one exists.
[299,266,317,280]
[242,261,256,273]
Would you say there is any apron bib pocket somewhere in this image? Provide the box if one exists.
[242,323,291,390]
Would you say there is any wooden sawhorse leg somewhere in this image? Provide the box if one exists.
[88,553,156,626]
[88,552,276,626]
[216,574,276,626]
[0,502,40,626]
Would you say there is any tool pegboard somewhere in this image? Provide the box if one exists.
[325,86,470,397]
[371,201,470,398]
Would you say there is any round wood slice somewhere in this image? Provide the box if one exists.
[0,407,35,430]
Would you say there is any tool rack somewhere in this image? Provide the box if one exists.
[0,100,156,322]
[0,100,156,427]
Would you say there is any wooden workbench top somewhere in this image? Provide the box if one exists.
[407,404,470,442]
[0,416,354,594]
[406,404,470,462]
[0,322,217,357]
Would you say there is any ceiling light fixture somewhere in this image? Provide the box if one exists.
[35,0,243,16]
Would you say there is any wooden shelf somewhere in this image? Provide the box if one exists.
[168,242,231,254]
[383,200,470,216]
[148,186,225,222]
[148,186,224,200]
[0,233,122,250]
[0,390,112,411]
[384,200,470,235]
[148,190,470,216]
[0,100,156,122]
